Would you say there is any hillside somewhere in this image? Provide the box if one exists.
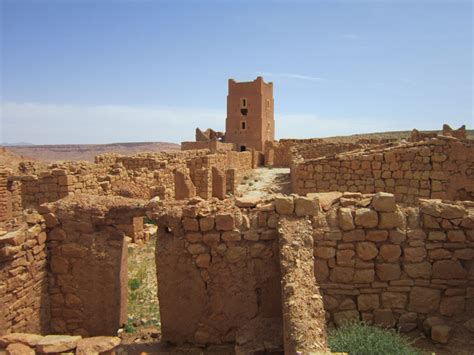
[5,142,180,162]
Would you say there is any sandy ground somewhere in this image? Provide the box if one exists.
[236,168,291,200]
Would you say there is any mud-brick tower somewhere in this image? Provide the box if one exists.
[225,76,274,152]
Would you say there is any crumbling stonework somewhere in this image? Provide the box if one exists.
[292,136,474,202]
[0,214,49,334]
[39,195,146,336]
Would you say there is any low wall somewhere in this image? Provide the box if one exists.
[0,216,49,334]
[153,193,473,348]
[265,140,367,168]
[181,141,235,152]
[312,193,474,332]
[292,137,474,203]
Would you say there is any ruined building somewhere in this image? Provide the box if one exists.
[182,76,275,154]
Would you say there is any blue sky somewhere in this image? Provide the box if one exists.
[1,0,472,144]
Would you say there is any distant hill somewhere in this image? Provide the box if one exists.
[1,142,34,146]
[6,142,180,162]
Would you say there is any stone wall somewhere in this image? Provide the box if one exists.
[152,193,473,348]
[265,140,368,168]
[292,137,474,203]
[0,169,9,229]
[40,195,146,337]
[181,140,235,152]
[152,198,283,348]
[311,192,474,340]
[0,215,49,334]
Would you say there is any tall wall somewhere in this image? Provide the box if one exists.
[0,215,49,334]
[40,195,146,336]
[292,137,474,203]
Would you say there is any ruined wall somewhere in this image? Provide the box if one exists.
[153,193,473,348]
[0,215,49,334]
[0,169,9,229]
[181,140,235,152]
[265,140,367,168]
[40,195,146,336]
[292,137,474,203]
[187,151,253,199]
[154,199,283,347]
[311,192,474,333]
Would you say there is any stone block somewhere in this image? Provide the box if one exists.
[199,217,215,232]
[381,292,407,309]
[376,263,401,281]
[354,208,378,228]
[431,325,451,344]
[373,309,396,328]
[76,336,121,355]
[372,192,396,212]
[353,269,375,283]
[314,247,336,259]
[357,294,379,311]
[379,245,401,262]
[379,211,405,229]
[356,242,378,261]
[295,196,319,216]
[330,267,354,283]
[432,260,467,279]
[36,335,82,353]
[339,208,355,230]
[440,296,465,316]
[404,262,432,279]
[404,247,426,262]
[408,287,441,313]
[274,195,294,215]
[215,213,235,231]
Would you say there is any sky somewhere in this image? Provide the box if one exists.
[1,0,472,144]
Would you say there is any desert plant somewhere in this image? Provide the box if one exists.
[328,322,422,355]
[129,278,141,291]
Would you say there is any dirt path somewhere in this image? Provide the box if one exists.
[236,167,291,200]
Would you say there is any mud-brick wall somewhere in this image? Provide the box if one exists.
[292,137,474,203]
[0,215,49,334]
[312,193,474,331]
[40,195,146,337]
[154,201,283,346]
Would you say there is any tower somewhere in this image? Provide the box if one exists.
[225,76,274,152]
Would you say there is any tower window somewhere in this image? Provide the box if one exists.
[240,146,246,152]
[266,99,270,109]
[241,98,247,108]
[240,108,248,116]
[241,122,246,130]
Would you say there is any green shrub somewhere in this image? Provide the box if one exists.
[328,322,421,355]
[143,216,157,225]
[129,278,141,291]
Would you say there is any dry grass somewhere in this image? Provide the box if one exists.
[126,237,160,333]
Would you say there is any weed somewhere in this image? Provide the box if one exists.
[328,322,422,355]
